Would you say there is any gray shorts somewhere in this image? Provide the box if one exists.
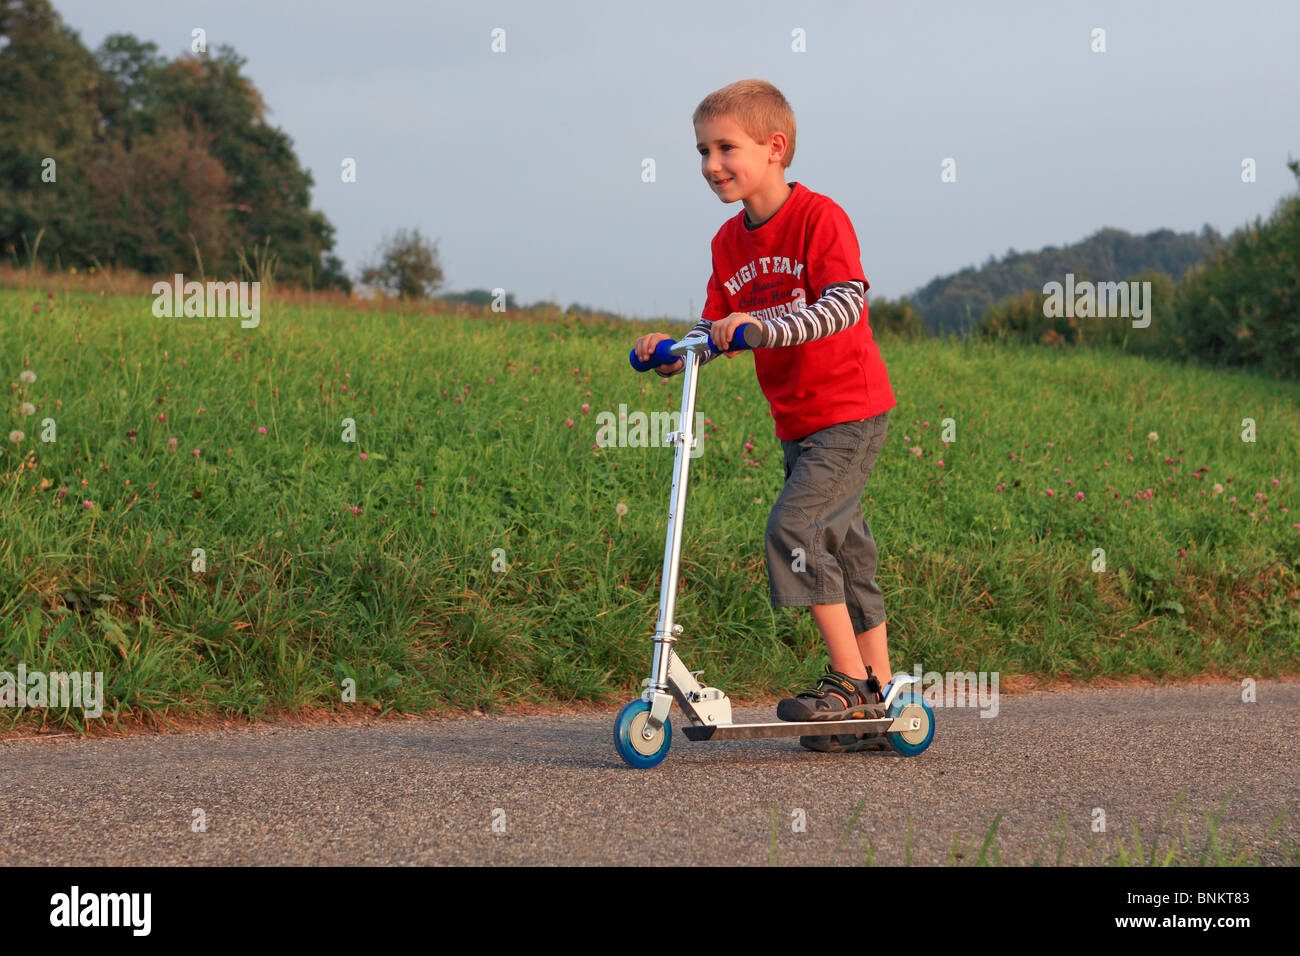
[765,410,890,635]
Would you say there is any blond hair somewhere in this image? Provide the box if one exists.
[693,79,796,169]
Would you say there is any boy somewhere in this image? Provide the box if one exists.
[632,79,898,753]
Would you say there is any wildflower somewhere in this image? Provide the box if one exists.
[581,403,590,414]
[1213,483,1224,494]
[8,429,24,443]
[1046,488,1055,496]
[158,413,166,422]
[910,446,923,457]
[1075,492,1085,501]
[83,500,94,509]
[1228,497,1237,503]
[360,453,368,460]
[937,460,945,467]
[258,426,267,434]
[616,503,628,516]
[532,366,540,372]
[565,419,574,427]
[19,370,36,384]
[744,442,754,452]
[19,402,35,415]
[168,438,178,449]
[1147,431,1158,441]
[1272,477,1280,486]
[192,448,201,456]
[1255,492,1266,501]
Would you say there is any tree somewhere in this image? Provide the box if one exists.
[1173,157,1300,377]
[0,3,345,286]
[0,0,102,264]
[360,229,444,299]
[146,45,338,285]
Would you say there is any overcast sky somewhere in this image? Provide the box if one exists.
[53,0,1300,320]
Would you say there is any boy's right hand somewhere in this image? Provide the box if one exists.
[633,333,682,375]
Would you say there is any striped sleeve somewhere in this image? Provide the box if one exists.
[756,281,866,348]
[652,279,865,377]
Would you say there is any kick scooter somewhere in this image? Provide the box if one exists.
[616,326,935,768]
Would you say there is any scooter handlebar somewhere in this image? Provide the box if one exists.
[628,322,761,372]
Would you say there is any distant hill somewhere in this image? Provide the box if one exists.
[908,226,1223,336]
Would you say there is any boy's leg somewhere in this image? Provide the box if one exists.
[769,414,890,693]
[810,603,867,679]
[855,619,891,688]
[838,411,892,687]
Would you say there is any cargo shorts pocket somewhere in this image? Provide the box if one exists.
[780,421,867,496]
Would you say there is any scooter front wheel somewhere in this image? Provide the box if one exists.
[614,699,672,768]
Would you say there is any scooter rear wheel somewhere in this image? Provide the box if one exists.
[885,691,935,756]
[614,699,672,768]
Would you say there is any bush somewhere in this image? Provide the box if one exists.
[360,228,444,300]
[1172,159,1300,378]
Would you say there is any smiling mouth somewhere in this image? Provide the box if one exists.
[714,178,732,187]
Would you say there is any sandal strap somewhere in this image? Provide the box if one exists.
[796,670,860,706]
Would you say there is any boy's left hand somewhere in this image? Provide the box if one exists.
[711,312,760,358]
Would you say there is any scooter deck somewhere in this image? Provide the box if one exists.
[681,715,914,741]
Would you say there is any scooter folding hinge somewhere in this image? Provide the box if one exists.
[665,430,697,450]
[682,687,732,726]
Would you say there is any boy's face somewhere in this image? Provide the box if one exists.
[695,114,782,202]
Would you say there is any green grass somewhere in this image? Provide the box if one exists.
[2,286,1298,731]
[795,786,1298,866]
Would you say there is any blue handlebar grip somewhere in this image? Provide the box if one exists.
[709,321,762,354]
[629,322,761,371]
[629,337,679,372]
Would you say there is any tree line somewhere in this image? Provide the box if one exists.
[0,0,350,290]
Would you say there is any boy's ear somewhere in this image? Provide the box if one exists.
[768,131,788,162]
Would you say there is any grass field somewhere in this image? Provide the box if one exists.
[2,285,1298,732]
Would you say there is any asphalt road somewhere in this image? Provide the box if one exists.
[2,682,1296,865]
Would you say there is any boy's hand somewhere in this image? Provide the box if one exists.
[633,332,682,374]
[711,313,760,358]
